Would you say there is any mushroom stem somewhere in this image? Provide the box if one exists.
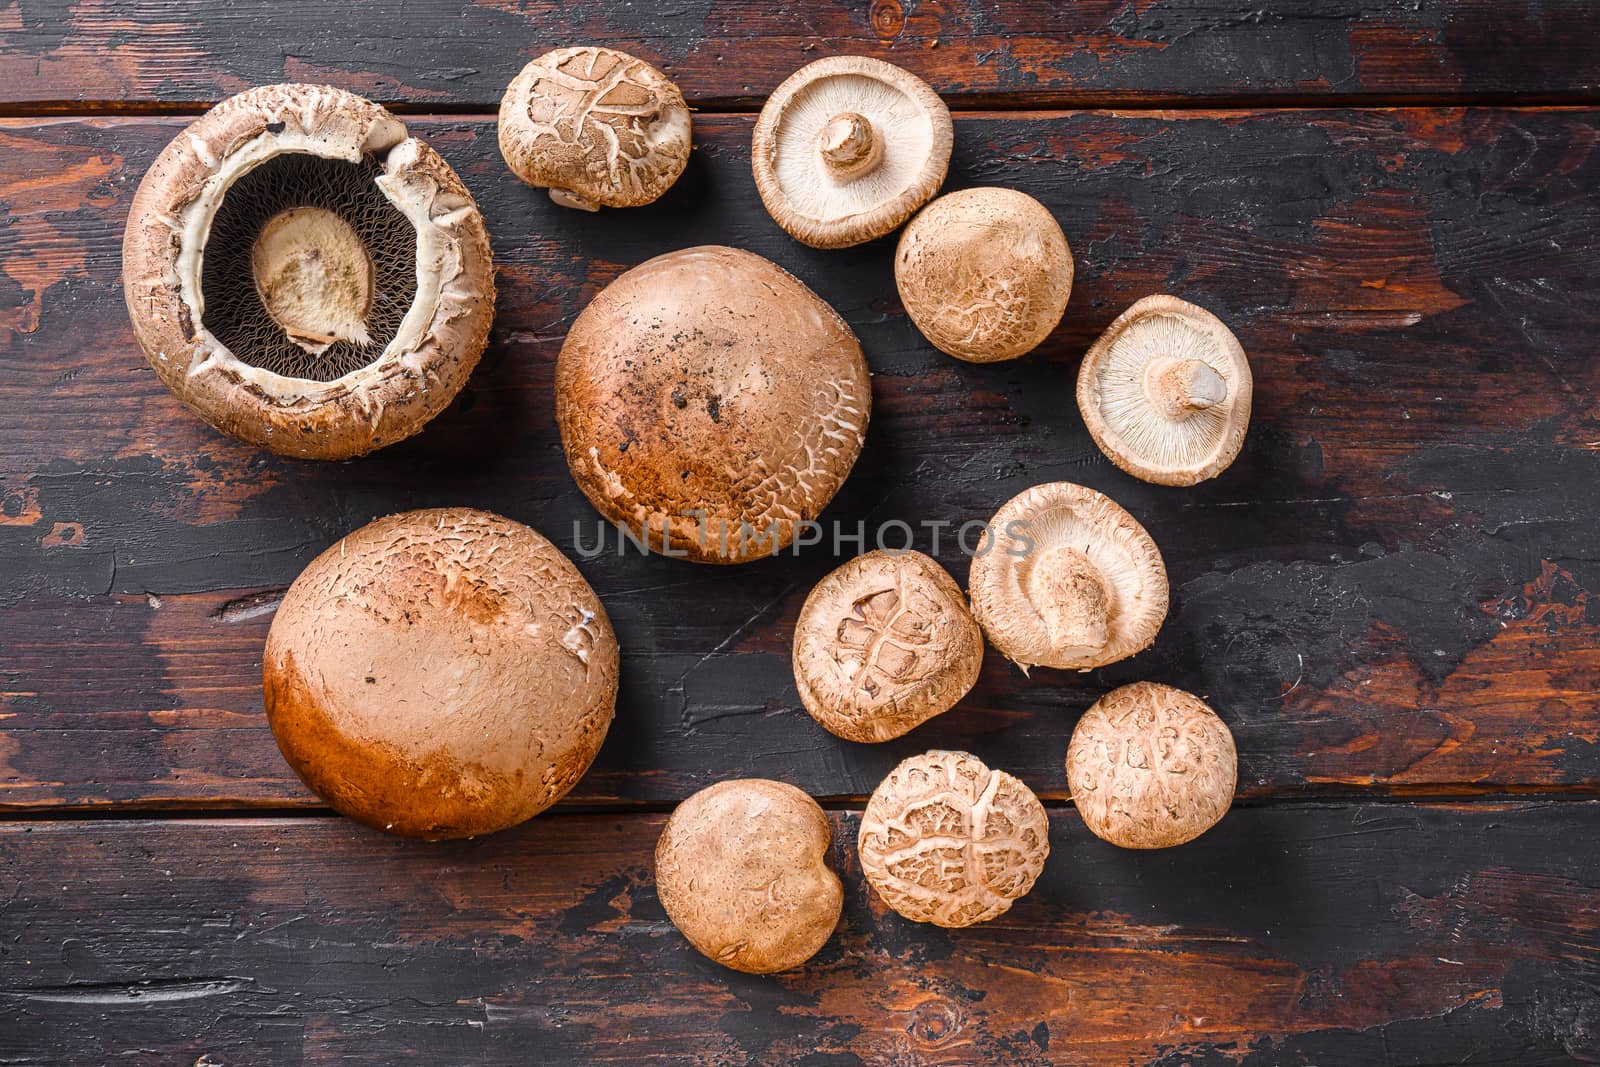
[1144,357,1227,420]
[1027,546,1111,657]
[251,206,374,358]
[818,112,883,181]
[548,187,601,213]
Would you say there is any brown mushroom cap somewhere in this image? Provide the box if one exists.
[655,779,843,973]
[263,507,618,840]
[895,187,1074,363]
[122,84,495,460]
[968,482,1168,673]
[1077,294,1253,486]
[556,246,871,564]
[793,550,982,743]
[752,56,953,249]
[1066,682,1237,849]
[498,46,692,211]
[858,750,1049,927]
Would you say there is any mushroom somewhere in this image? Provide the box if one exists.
[655,779,843,973]
[1076,295,1253,486]
[858,750,1049,927]
[1066,682,1237,849]
[968,482,1168,673]
[122,84,495,460]
[752,56,953,249]
[263,508,618,840]
[793,550,983,743]
[895,187,1074,362]
[557,246,871,564]
[498,46,692,211]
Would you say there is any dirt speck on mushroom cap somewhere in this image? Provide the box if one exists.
[498,46,691,210]
[556,245,871,564]
[859,750,1049,927]
[263,507,618,841]
[1067,681,1238,849]
[969,482,1169,672]
[793,550,983,742]
[895,187,1074,363]
[655,779,842,973]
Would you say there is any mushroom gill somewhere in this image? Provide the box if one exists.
[201,152,418,382]
[968,482,1168,672]
[1077,295,1254,486]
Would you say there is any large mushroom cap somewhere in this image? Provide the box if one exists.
[793,550,983,743]
[655,779,843,973]
[895,187,1073,363]
[752,56,952,249]
[556,245,871,564]
[263,508,618,840]
[1077,294,1253,486]
[968,482,1168,673]
[498,46,692,211]
[858,750,1049,927]
[122,84,495,460]
[1067,682,1237,849]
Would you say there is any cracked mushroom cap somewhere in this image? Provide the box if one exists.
[655,779,843,973]
[122,84,495,460]
[498,46,692,211]
[968,482,1168,673]
[263,508,618,840]
[752,56,953,248]
[556,246,871,564]
[1077,294,1253,486]
[895,187,1074,363]
[859,750,1049,927]
[1067,682,1237,849]
[793,550,983,743]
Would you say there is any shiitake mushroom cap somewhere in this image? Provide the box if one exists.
[1067,681,1238,849]
[655,779,843,973]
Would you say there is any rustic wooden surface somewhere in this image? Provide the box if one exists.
[2,3,1599,1064]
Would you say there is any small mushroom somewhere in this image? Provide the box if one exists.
[968,482,1168,673]
[859,750,1049,927]
[895,187,1074,362]
[1066,682,1237,849]
[752,56,953,248]
[655,779,843,973]
[263,508,618,840]
[1076,294,1253,486]
[793,550,983,743]
[557,246,871,563]
[122,84,495,460]
[498,46,692,211]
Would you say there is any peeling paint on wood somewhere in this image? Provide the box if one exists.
[0,805,1596,1064]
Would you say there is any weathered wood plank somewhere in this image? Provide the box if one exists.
[1,1,1597,111]
[1,803,1596,1065]
[2,109,1599,809]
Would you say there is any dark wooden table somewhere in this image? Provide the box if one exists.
[3,3,1600,1063]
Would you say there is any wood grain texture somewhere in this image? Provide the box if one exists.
[3,108,1599,810]
[0,1,1597,111]
[1,803,1597,1065]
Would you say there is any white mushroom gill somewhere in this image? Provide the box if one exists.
[1097,312,1235,469]
[771,74,934,219]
